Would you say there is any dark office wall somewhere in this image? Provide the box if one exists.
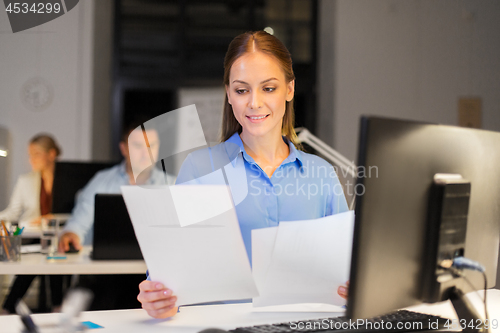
[327,0,500,161]
[316,0,336,147]
[0,0,100,197]
[92,0,114,161]
[110,0,319,159]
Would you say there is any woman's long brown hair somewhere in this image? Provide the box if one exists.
[220,31,299,147]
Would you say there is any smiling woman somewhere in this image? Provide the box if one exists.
[136,31,350,319]
[227,52,294,153]
[222,31,299,179]
[221,31,297,148]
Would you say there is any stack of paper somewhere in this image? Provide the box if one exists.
[122,183,354,310]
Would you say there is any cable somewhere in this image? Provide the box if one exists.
[452,257,485,273]
[452,257,489,324]
[461,272,489,325]
[445,257,490,329]
[482,272,489,325]
[439,257,490,329]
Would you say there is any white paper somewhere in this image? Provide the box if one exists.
[252,211,355,307]
[121,185,259,306]
[251,227,278,293]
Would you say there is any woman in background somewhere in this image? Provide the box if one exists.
[1,134,63,314]
[0,134,61,227]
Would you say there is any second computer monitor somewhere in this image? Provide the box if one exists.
[52,161,115,214]
[347,116,500,320]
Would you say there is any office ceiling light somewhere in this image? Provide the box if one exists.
[0,149,8,157]
[264,27,274,35]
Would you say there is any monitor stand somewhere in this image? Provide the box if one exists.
[445,287,487,333]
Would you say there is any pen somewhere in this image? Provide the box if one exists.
[1,221,12,260]
[14,227,24,236]
[15,300,40,333]
[1,220,10,236]
[1,229,11,261]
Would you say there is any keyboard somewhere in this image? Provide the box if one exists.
[229,310,450,333]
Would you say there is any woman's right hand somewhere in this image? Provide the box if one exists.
[137,280,178,319]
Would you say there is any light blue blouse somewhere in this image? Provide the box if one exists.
[176,132,349,263]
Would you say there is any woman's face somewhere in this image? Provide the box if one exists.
[226,51,294,139]
[28,143,56,172]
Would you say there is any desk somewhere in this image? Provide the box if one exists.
[0,289,499,333]
[0,246,147,275]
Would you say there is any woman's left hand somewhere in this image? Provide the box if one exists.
[337,281,349,299]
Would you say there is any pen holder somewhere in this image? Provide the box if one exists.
[0,235,21,262]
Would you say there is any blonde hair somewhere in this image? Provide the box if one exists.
[30,134,62,157]
[221,31,300,148]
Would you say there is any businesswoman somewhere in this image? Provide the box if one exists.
[1,134,63,314]
[137,31,350,319]
[0,134,61,227]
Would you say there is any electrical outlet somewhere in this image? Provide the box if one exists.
[458,98,481,129]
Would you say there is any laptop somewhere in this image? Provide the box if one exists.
[92,194,143,260]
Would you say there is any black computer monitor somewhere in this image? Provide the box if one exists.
[347,116,500,321]
[52,161,114,214]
